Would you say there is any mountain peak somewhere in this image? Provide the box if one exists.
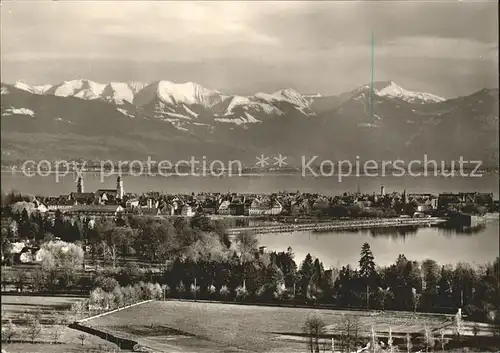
[133,80,223,108]
[13,81,52,95]
[372,81,445,104]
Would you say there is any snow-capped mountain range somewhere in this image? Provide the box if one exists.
[7,79,445,107]
[4,79,324,127]
[1,78,497,165]
[3,79,445,127]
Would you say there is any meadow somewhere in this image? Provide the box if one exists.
[85,300,479,353]
[1,295,121,353]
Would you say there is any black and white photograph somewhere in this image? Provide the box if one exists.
[0,1,499,352]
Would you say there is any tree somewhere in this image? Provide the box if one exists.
[93,276,119,292]
[302,315,326,353]
[438,328,446,353]
[405,333,412,353]
[412,287,421,313]
[219,285,230,301]
[104,227,135,268]
[421,259,440,310]
[77,333,87,346]
[190,282,200,300]
[70,300,86,321]
[90,287,107,312]
[423,325,435,353]
[31,268,46,292]
[376,287,391,311]
[472,322,480,339]
[176,281,185,299]
[359,243,376,309]
[369,325,379,353]
[235,285,248,301]
[1,227,12,262]
[25,314,42,343]
[37,240,85,290]
[13,270,28,293]
[1,319,16,343]
[455,308,463,339]
[336,314,360,353]
[298,253,315,301]
[387,327,394,353]
[49,310,67,344]
[112,285,125,307]
[135,219,177,263]
[235,231,258,261]
[118,262,142,285]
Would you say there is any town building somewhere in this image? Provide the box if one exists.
[264,200,283,215]
[218,200,231,215]
[438,192,493,209]
[181,204,195,217]
[247,198,267,216]
[61,205,125,217]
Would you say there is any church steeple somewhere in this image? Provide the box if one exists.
[117,175,124,199]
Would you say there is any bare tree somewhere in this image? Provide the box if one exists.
[303,314,327,353]
[424,325,435,353]
[455,308,463,340]
[406,333,413,353]
[70,300,86,321]
[13,270,28,293]
[387,327,394,353]
[438,328,446,353]
[369,325,378,353]
[1,319,17,343]
[412,287,421,313]
[472,322,480,337]
[51,324,65,344]
[77,333,87,346]
[25,314,42,343]
[336,314,360,353]
[49,310,68,344]
[472,322,480,345]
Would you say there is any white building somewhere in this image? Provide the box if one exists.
[181,205,195,217]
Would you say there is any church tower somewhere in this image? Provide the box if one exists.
[77,176,84,193]
[117,175,124,199]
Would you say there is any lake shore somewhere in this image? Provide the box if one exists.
[227,217,447,235]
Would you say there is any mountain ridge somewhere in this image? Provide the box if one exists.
[1,79,498,166]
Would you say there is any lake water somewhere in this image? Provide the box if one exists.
[2,173,498,268]
[258,221,499,268]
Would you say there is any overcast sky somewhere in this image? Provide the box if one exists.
[1,1,498,97]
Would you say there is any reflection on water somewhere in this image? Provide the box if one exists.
[260,221,499,268]
[436,223,488,235]
[330,225,420,239]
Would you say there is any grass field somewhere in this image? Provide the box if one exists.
[1,295,122,353]
[85,300,485,353]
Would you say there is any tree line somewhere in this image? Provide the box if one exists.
[1,200,499,328]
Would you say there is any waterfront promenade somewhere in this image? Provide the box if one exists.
[227,217,447,235]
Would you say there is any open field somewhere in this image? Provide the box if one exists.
[1,295,122,353]
[85,300,497,353]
